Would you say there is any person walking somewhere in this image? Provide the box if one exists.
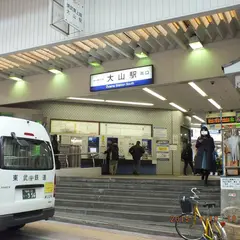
[181,143,194,175]
[51,135,61,170]
[195,126,215,186]
[129,141,145,175]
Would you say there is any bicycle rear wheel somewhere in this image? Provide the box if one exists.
[175,213,204,240]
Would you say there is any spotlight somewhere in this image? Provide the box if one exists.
[134,47,148,59]
[88,57,101,67]
[48,66,62,74]
[189,36,203,50]
[9,73,23,81]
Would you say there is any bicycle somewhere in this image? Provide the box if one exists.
[175,187,227,240]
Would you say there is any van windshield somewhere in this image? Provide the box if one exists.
[1,137,54,170]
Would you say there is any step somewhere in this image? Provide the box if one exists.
[53,212,203,238]
[57,182,220,192]
[55,205,220,222]
[56,199,221,215]
[56,186,221,198]
[55,193,221,205]
[58,177,220,185]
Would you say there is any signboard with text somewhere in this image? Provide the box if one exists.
[156,140,169,161]
[90,65,153,92]
[206,116,236,125]
[64,0,84,31]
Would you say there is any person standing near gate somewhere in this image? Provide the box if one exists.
[129,141,145,175]
[181,143,194,175]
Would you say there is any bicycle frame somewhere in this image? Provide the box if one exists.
[192,204,215,239]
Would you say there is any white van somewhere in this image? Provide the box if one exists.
[0,117,55,231]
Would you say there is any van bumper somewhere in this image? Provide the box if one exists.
[0,208,55,231]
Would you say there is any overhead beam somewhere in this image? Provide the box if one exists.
[104,40,134,59]
[3,56,48,74]
[164,25,188,50]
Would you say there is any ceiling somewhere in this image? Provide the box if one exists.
[0,9,239,81]
[62,77,240,120]
[5,76,240,124]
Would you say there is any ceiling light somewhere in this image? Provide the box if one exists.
[193,115,205,123]
[134,47,148,59]
[208,98,222,110]
[9,73,23,81]
[105,100,154,106]
[192,123,201,126]
[67,97,104,102]
[143,88,166,101]
[189,36,203,50]
[88,57,101,67]
[169,102,187,112]
[188,82,207,97]
[48,66,62,74]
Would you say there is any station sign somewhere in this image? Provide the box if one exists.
[90,65,153,92]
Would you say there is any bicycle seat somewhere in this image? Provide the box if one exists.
[203,202,216,208]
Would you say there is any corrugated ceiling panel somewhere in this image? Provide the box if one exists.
[0,0,239,55]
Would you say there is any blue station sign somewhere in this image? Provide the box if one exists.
[90,65,153,92]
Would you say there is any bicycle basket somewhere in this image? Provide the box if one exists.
[180,196,193,213]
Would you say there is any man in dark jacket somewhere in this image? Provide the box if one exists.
[105,141,119,175]
[51,135,61,170]
[195,126,215,186]
[129,141,145,175]
[181,143,194,175]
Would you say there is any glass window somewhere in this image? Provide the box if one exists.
[1,137,54,170]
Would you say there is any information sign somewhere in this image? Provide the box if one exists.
[90,65,153,92]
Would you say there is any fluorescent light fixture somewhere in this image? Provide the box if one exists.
[193,115,205,123]
[88,57,101,67]
[67,97,104,102]
[192,123,201,126]
[188,82,207,97]
[208,98,222,110]
[143,88,166,101]
[189,36,203,50]
[9,73,23,81]
[106,100,154,106]
[169,102,187,112]
[134,47,148,59]
[48,66,62,74]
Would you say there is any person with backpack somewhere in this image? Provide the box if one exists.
[129,141,145,175]
[181,143,194,175]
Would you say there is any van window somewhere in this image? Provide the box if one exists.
[1,137,54,170]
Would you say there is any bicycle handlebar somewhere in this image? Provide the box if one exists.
[191,187,200,199]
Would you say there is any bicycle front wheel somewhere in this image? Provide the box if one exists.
[175,213,204,240]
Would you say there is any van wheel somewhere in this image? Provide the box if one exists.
[9,224,25,231]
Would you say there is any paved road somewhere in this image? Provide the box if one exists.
[0,221,182,240]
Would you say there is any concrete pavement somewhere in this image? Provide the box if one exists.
[0,220,182,240]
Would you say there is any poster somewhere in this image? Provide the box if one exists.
[223,127,240,176]
[221,177,240,190]
[169,145,177,151]
[236,112,240,123]
[156,140,169,161]
[173,134,179,144]
[153,127,167,139]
